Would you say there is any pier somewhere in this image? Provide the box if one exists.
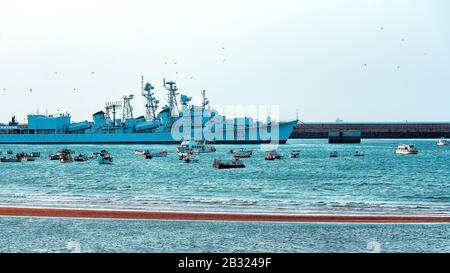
[292,122,450,139]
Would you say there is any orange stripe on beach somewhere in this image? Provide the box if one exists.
[0,207,449,223]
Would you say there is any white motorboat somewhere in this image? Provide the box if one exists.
[176,139,216,154]
[134,150,149,156]
[436,138,449,146]
[395,144,418,154]
[232,148,252,158]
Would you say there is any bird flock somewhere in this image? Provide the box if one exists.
[2,33,430,94]
[362,26,428,70]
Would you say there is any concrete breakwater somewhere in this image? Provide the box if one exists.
[291,122,450,139]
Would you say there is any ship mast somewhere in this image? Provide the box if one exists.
[141,76,159,121]
[122,94,134,122]
[163,78,179,117]
[201,90,209,110]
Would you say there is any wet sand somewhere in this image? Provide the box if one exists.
[0,206,449,223]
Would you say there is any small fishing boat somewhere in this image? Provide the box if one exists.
[395,144,418,155]
[29,152,40,157]
[135,149,155,159]
[354,151,365,157]
[183,154,199,163]
[48,154,60,160]
[178,152,191,160]
[176,139,216,154]
[151,151,168,157]
[265,150,283,160]
[134,150,149,156]
[213,159,245,169]
[98,150,113,164]
[59,152,73,163]
[49,149,73,160]
[288,150,300,158]
[74,154,89,162]
[330,151,338,158]
[7,150,13,155]
[233,149,252,159]
[229,148,253,154]
[436,138,449,146]
[1,157,21,162]
[16,152,28,159]
[58,149,73,155]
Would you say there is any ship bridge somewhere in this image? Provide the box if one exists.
[27,114,71,134]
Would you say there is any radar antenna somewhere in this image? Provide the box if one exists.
[142,77,159,121]
[122,94,134,122]
[163,78,179,117]
[105,101,122,127]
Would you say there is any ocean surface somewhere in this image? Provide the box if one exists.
[0,217,449,253]
[0,139,449,216]
[1,139,449,253]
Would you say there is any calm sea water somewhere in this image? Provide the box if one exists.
[0,139,449,215]
[1,139,449,253]
[0,217,449,253]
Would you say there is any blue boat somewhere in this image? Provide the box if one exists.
[97,150,113,164]
[0,78,297,145]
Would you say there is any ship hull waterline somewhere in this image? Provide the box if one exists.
[0,121,297,145]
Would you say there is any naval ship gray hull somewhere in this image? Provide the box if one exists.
[0,120,297,145]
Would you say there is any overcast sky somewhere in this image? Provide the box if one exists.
[1,0,449,122]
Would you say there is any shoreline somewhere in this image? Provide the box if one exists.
[0,206,450,223]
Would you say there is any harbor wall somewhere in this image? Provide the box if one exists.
[291,123,450,139]
[328,130,361,143]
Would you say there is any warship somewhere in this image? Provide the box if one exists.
[0,77,297,144]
